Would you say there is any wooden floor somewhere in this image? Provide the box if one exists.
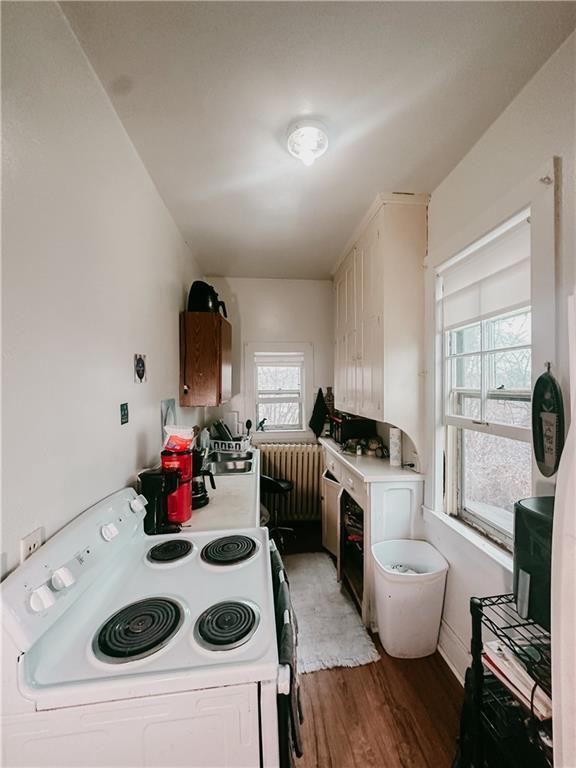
[280,523,462,767]
[298,641,462,768]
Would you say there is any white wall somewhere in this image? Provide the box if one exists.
[205,277,334,435]
[424,33,576,680]
[1,2,203,577]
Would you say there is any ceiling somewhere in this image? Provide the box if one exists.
[62,2,576,279]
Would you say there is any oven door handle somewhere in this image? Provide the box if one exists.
[277,664,291,695]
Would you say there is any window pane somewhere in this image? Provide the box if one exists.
[257,365,301,392]
[486,310,531,350]
[448,323,481,355]
[455,393,481,419]
[452,355,481,389]
[487,349,531,390]
[486,398,531,428]
[462,430,532,533]
[257,401,302,429]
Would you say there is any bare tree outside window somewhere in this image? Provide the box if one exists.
[445,308,532,546]
[255,355,304,429]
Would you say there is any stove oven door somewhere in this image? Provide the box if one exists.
[2,684,262,768]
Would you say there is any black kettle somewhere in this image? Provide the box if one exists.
[187,281,227,318]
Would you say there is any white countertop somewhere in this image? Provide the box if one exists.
[182,450,260,532]
[319,437,424,483]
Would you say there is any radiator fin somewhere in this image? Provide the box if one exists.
[259,443,322,522]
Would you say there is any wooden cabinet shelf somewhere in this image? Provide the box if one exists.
[179,312,232,407]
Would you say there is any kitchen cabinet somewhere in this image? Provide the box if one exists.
[179,312,232,407]
[320,438,425,628]
[321,468,341,557]
[333,193,427,457]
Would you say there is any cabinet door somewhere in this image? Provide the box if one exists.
[321,474,341,556]
[360,313,383,419]
[180,313,231,407]
[334,249,357,412]
[356,213,383,418]
[220,318,232,403]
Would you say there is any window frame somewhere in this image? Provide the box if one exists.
[439,217,533,549]
[243,342,315,437]
[443,309,533,548]
[425,158,558,557]
[254,353,305,431]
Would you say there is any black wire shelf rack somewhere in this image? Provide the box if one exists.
[472,594,551,697]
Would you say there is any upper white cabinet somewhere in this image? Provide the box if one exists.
[333,193,427,457]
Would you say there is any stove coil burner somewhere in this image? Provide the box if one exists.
[147,539,193,563]
[201,535,256,565]
[95,598,183,663]
[195,600,259,651]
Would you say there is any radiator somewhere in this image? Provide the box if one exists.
[259,443,322,522]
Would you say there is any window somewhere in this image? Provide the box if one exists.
[439,212,532,548]
[244,342,314,435]
[254,352,304,430]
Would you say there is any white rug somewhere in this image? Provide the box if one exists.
[284,552,380,673]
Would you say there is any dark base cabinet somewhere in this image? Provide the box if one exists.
[455,594,552,768]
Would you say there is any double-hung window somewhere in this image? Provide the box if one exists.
[440,211,532,549]
[254,352,305,430]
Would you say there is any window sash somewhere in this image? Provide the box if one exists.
[254,358,304,430]
[443,307,532,543]
[444,307,531,433]
[256,401,303,430]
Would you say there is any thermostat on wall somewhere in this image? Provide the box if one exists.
[134,354,147,383]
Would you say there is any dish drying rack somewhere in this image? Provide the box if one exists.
[209,436,252,452]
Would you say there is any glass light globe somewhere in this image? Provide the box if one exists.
[287,122,328,166]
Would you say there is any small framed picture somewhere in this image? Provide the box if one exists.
[134,354,147,383]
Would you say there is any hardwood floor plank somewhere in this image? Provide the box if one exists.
[297,642,462,768]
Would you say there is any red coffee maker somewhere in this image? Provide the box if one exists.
[161,448,192,524]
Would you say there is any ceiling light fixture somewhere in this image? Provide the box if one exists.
[287,120,328,167]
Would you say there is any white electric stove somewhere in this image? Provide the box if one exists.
[1,488,280,767]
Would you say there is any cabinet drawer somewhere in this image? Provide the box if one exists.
[324,453,342,481]
[341,468,367,507]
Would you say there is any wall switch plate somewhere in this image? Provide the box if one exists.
[20,528,44,563]
[120,402,129,425]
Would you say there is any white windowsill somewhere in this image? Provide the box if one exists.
[423,506,513,572]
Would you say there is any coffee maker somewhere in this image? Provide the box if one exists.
[192,447,215,508]
[161,447,192,524]
[139,468,182,535]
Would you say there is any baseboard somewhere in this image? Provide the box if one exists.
[437,620,469,686]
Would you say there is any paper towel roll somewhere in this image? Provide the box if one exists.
[389,428,402,467]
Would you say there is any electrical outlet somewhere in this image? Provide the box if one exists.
[20,528,44,563]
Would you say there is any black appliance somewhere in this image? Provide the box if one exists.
[192,448,216,509]
[187,280,227,317]
[329,412,376,444]
[513,496,554,631]
[139,468,182,535]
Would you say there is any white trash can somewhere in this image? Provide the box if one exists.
[372,539,449,658]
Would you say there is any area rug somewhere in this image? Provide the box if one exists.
[283,552,380,673]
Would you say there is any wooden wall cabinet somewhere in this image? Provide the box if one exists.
[179,312,232,407]
[333,193,428,456]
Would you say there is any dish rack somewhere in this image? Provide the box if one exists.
[209,436,252,452]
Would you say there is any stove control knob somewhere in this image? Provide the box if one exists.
[50,566,75,591]
[129,494,147,514]
[28,584,56,613]
[100,523,119,542]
